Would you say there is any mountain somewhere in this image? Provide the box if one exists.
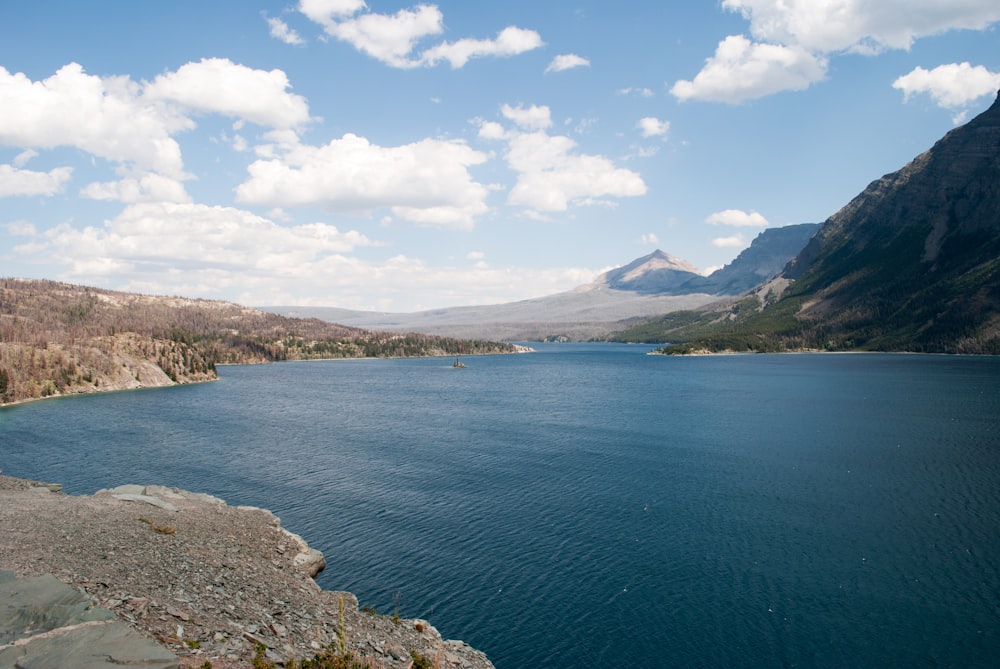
[598,250,702,293]
[632,91,1000,354]
[271,224,817,341]
[683,223,820,295]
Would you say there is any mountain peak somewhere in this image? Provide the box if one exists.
[595,250,702,294]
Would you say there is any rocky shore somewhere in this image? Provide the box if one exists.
[0,473,495,669]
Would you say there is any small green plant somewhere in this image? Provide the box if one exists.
[411,651,433,669]
[183,638,201,649]
[252,643,275,669]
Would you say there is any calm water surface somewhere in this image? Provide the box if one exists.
[2,344,999,668]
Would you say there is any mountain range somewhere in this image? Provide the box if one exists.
[624,90,1000,354]
[268,223,819,341]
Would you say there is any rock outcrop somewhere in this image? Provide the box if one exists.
[0,474,495,669]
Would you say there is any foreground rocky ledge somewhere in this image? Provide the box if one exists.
[0,474,494,669]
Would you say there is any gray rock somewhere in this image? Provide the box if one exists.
[0,572,177,669]
[0,574,114,644]
[0,621,178,669]
[111,494,179,512]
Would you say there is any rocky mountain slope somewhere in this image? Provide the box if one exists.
[629,91,1000,354]
[271,224,817,341]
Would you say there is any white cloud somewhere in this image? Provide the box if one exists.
[80,173,191,204]
[5,221,37,236]
[712,234,747,248]
[466,250,486,260]
[421,26,544,68]
[706,209,769,227]
[144,58,311,129]
[640,233,660,245]
[13,149,38,168]
[671,35,826,104]
[677,2,1000,103]
[504,131,647,212]
[546,53,590,73]
[893,62,1000,108]
[722,0,1000,54]
[323,4,444,68]
[19,202,594,311]
[38,202,378,281]
[477,120,508,140]
[299,2,542,69]
[637,117,670,138]
[297,0,370,28]
[0,164,72,197]
[0,60,314,205]
[482,104,647,215]
[0,63,187,178]
[267,16,306,46]
[617,87,655,97]
[501,103,552,130]
[235,133,489,229]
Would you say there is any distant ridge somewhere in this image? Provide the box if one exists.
[268,223,817,341]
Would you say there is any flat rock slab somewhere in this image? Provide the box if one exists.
[0,572,114,644]
[0,570,177,669]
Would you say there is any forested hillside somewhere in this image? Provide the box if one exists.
[0,279,516,405]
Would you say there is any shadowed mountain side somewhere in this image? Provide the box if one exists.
[638,91,1000,354]
[684,223,820,295]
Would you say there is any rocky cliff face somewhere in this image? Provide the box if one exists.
[685,223,820,295]
[777,90,1000,351]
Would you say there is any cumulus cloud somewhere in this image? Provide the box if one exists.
[0,60,317,204]
[893,62,1000,109]
[478,103,647,215]
[144,58,311,129]
[18,203,593,311]
[675,1,1000,103]
[712,234,747,248]
[80,173,191,204]
[723,0,1000,54]
[266,15,306,46]
[0,63,187,178]
[706,208,769,227]
[671,35,826,103]
[0,164,72,197]
[501,103,553,130]
[39,202,377,280]
[637,117,670,138]
[299,2,542,68]
[235,133,490,229]
[546,54,590,73]
[422,26,545,68]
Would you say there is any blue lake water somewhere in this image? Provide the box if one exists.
[2,343,999,668]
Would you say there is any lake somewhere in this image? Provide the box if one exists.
[2,344,999,668]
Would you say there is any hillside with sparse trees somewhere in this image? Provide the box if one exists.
[0,279,518,405]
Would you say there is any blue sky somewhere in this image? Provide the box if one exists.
[1,1,998,312]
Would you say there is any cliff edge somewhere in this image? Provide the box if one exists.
[0,474,494,669]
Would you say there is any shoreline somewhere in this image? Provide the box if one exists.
[0,473,495,669]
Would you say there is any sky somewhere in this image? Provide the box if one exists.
[1,1,999,313]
